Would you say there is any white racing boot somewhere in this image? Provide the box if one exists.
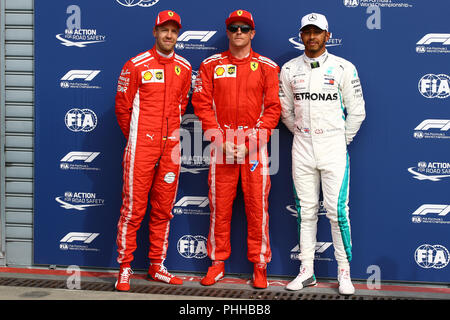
[286,265,316,291]
[338,267,355,295]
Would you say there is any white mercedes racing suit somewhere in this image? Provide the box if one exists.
[279,50,365,269]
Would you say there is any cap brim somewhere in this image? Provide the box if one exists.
[225,17,254,29]
[156,19,182,29]
[299,24,327,31]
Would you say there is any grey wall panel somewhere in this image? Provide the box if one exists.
[6,181,32,194]
[5,196,33,210]
[6,59,33,72]
[5,74,33,87]
[0,0,6,264]
[5,242,32,266]
[3,0,39,266]
[5,44,33,56]
[5,89,33,103]
[5,150,33,164]
[5,166,33,179]
[5,119,33,133]
[5,135,33,148]
[5,0,33,10]
[6,28,33,41]
[6,104,33,117]
[5,211,32,224]
[5,13,33,26]
[6,225,32,239]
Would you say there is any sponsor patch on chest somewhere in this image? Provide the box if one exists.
[214,64,237,79]
[141,69,164,83]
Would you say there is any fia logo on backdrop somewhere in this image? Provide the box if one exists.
[177,235,208,259]
[65,108,98,132]
[415,244,449,269]
[418,74,450,99]
[116,0,159,7]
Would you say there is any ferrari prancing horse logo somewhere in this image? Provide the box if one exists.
[175,65,181,76]
[250,61,259,71]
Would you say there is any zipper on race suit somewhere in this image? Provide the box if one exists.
[156,63,169,168]
[235,63,239,139]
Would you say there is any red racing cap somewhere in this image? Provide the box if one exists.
[155,10,182,29]
[225,9,255,29]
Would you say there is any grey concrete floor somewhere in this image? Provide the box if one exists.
[0,266,448,301]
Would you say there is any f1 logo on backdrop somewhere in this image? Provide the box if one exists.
[177,31,216,42]
[60,152,101,171]
[411,204,450,224]
[174,196,209,208]
[413,204,450,217]
[415,244,449,269]
[414,119,450,140]
[60,70,101,89]
[417,34,450,45]
[415,119,450,131]
[61,70,100,82]
[418,74,450,99]
[59,232,100,252]
[60,152,100,163]
[172,196,209,215]
[416,33,450,54]
[175,31,218,51]
[60,232,99,243]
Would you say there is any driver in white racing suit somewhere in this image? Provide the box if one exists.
[279,12,365,295]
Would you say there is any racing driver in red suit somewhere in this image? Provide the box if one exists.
[114,10,192,291]
[192,9,281,289]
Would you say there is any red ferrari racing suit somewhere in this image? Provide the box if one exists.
[192,50,281,264]
[115,46,192,264]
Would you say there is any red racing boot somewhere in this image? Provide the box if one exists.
[147,263,183,285]
[252,263,268,289]
[200,261,225,286]
[115,264,133,292]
